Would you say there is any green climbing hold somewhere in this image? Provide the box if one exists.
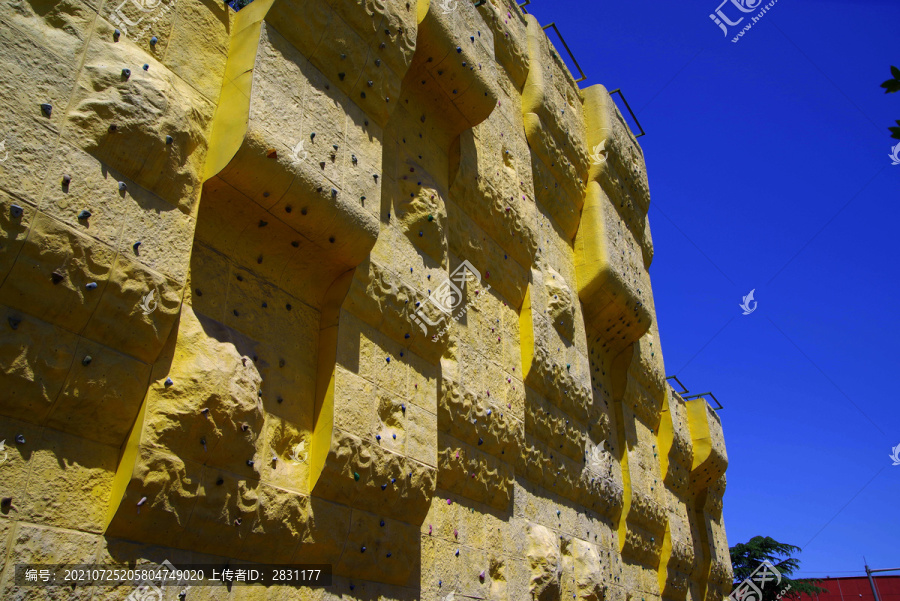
[353,472,360,481]
[427,214,434,222]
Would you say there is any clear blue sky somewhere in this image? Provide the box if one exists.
[525,0,900,578]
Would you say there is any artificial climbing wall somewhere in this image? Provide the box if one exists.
[0,0,732,599]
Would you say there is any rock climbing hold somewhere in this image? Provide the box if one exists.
[331,188,338,198]
[118,181,127,191]
[51,271,65,284]
[455,549,459,556]
[386,552,392,558]
[392,433,396,439]
[150,36,158,45]
[380,519,385,527]
[401,404,406,412]
[456,46,462,53]
[479,571,485,580]
[78,209,92,220]
[361,546,366,553]
[353,472,360,481]
[122,68,131,79]
[113,29,120,39]
[234,518,242,526]
[246,459,254,466]
[85,282,98,290]
[10,204,24,218]
[137,496,147,507]
[108,124,118,132]
[15,435,25,445]
[8,317,20,330]
[376,434,382,441]
[447,499,452,505]
[338,72,345,80]
[143,64,149,70]
[166,135,173,144]
[40,103,52,117]
[375,59,381,66]
[164,377,173,387]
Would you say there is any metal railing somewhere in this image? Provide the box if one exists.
[666,376,723,410]
[609,88,646,138]
[541,23,587,83]
[505,1,646,137]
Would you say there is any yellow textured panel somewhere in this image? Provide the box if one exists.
[0,0,731,598]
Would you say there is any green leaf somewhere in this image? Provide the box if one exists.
[882,80,900,93]
[892,66,900,79]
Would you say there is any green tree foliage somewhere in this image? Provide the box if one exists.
[881,66,900,140]
[730,536,826,600]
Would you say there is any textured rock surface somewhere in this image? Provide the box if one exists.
[0,0,731,598]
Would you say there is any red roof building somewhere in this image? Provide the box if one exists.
[797,575,900,601]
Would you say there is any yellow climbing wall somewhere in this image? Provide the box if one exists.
[0,0,732,599]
